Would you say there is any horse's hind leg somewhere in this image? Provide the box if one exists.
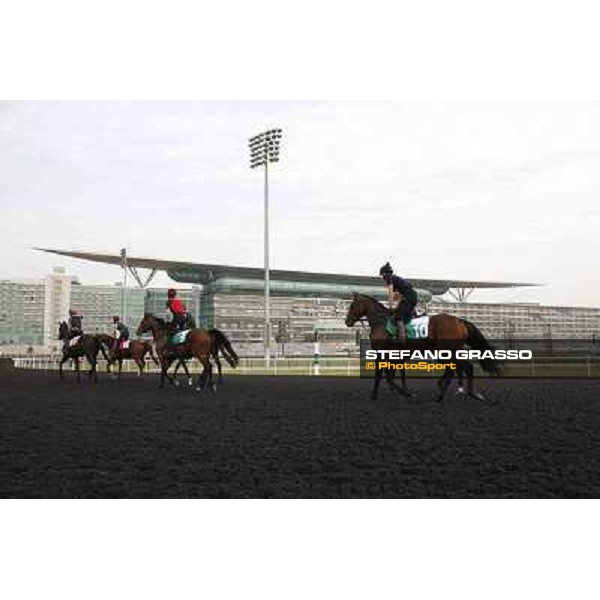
[465,361,487,401]
[435,366,454,402]
[455,361,467,399]
[196,356,214,393]
[135,357,144,376]
[215,356,223,384]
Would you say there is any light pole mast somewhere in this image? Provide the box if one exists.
[249,128,282,370]
[120,247,127,322]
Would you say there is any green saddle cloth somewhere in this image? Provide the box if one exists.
[385,318,420,339]
[169,330,190,345]
[385,318,398,338]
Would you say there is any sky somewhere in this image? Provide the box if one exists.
[1,100,599,306]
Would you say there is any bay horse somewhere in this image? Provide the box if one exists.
[58,322,109,383]
[345,293,501,402]
[170,327,240,386]
[95,333,160,378]
[136,314,238,392]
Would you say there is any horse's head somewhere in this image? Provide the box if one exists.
[136,313,153,336]
[345,293,368,327]
[137,313,166,337]
[57,321,68,340]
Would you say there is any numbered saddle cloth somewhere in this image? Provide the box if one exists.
[68,336,81,347]
[119,340,130,350]
[385,316,430,339]
[169,330,191,345]
[406,315,430,339]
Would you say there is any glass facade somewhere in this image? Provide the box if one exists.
[144,287,202,324]
[71,284,146,334]
[0,280,45,345]
[2,270,600,355]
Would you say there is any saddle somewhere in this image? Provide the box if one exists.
[68,336,81,347]
[385,314,430,340]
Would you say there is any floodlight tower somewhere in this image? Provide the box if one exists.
[120,247,127,322]
[249,128,282,369]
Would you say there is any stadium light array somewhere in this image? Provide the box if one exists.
[248,128,283,369]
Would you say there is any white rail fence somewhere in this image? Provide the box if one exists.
[11,356,600,377]
[12,356,362,376]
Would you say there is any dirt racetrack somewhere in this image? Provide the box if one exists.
[1,369,599,498]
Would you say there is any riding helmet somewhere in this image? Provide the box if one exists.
[379,262,393,276]
[167,288,177,298]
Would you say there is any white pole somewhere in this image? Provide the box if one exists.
[313,339,320,376]
[264,155,271,370]
[121,248,127,322]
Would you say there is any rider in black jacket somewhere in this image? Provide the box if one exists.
[379,262,417,342]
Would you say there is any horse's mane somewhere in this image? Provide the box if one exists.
[354,293,389,314]
[144,313,167,327]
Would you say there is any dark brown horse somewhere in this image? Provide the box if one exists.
[136,314,238,392]
[95,333,160,377]
[345,293,501,402]
[171,328,240,386]
[58,322,109,383]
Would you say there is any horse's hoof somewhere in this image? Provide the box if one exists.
[210,384,217,394]
[455,387,466,399]
[187,379,193,387]
[174,380,180,387]
[470,392,487,402]
[195,387,203,393]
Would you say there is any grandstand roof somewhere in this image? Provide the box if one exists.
[34,247,539,295]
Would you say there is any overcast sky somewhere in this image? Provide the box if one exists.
[1,100,599,306]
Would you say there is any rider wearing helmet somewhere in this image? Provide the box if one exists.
[379,262,418,343]
[63,308,83,352]
[111,315,130,356]
[166,288,187,335]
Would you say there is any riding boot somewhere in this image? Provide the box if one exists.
[396,320,407,343]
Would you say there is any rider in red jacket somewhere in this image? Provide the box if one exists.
[166,288,187,333]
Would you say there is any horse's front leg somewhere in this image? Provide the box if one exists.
[89,354,99,383]
[74,357,81,382]
[160,356,176,387]
[180,359,193,386]
[371,367,384,400]
[59,354,68,381]
[384,366,414,398]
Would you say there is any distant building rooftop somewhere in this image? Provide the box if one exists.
[34,247,540,297]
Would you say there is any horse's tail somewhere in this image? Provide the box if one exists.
[147,342,160,366]
[209,329,239,368]
[460,318,502,376]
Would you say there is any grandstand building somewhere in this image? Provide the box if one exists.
[24,248,600,356]
[0,279,45,346]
